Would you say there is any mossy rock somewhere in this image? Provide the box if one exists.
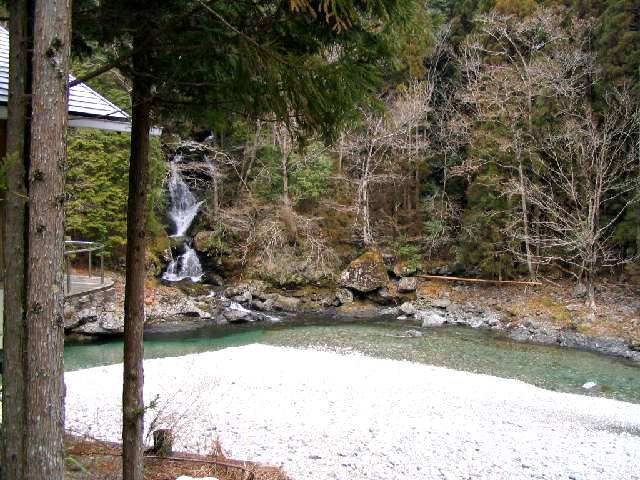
[339,249,389,293]
[249,248,337,289]
[148,231,171,258]
[194,230,227,254]
[169,235,189,250]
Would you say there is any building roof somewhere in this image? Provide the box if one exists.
[0,25,135,133]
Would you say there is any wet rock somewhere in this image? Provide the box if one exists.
[223,307,253,323]
[336,288,354,306]
[272,295,301,312]
[379,306,400,316]
[169,235,189,251]
[65,287,123,335]
[431,298,451,309]
[399,302,417,316]
[582,381,598,391]
[232,291,252,304]
[398,277,417,293]
[416,310,446,328]
[202,272,224,286]
[251,298,275,312]
[72,312,125,335]
[370,285,400,306]
[339,250,389,293]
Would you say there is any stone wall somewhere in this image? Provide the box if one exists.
[63,285,123,335]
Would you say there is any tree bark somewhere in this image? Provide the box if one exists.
[23,1,70,477]
[2,1,31,478]
[122,47,153,480]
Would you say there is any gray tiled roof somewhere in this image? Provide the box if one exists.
[0,25,129,121]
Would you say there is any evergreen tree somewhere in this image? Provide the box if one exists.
[596,0,640,95]
[72,2,427,478]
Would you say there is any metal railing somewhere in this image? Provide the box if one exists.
[64,240,105,294]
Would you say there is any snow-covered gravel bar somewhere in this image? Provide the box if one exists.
[65,344,640,480]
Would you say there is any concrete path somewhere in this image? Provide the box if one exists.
[65,274,114,297]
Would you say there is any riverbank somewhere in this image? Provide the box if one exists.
[65,344,640,480]
[63,273,640,363]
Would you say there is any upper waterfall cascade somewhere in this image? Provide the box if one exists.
[167,160,203,237]
[162,157,203,282]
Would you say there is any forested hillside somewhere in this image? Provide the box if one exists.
[68,0,640,299]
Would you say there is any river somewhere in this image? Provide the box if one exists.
[64,315,640,404]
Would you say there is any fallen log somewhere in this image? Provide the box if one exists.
[144,455,255,480]
[416,274,542,286]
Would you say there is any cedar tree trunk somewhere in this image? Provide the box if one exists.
[122,48,153,480]
[2,1,31,477]
[24,0,70,477]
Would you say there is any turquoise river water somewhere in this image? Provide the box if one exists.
[64,316,640,404]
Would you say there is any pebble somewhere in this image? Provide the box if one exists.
[65,345,640,480]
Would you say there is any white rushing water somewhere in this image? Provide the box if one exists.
[167,160,203,237]
[162,158,204,282]
[162,246,203,282]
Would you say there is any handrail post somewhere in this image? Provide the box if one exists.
[100,251,104,285]
[88,250,92,279]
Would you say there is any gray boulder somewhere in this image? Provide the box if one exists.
[431,298,452,309]
[72,312,125,335]
[272,295,301,312]
[339,250,389,293]
[398,277,417,293]
[223,304,256,323]
[336,288,354,306]
[399,301,417,316]
[232,291,252,304]
[416,310,446,328]
[369,286,400,306]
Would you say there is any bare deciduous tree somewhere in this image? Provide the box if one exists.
[459,7,595,278]
[342,82,431,245]
[518,93,639,310]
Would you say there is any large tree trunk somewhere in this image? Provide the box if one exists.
[122,49,153,480]
[24,1,70,477]
[2,2,31,478]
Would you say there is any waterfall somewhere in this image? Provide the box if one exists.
[167,160,203,237]
[162,157,204,282]
[163,246,203,282]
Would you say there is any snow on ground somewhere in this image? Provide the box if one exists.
[65,344,640,480]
